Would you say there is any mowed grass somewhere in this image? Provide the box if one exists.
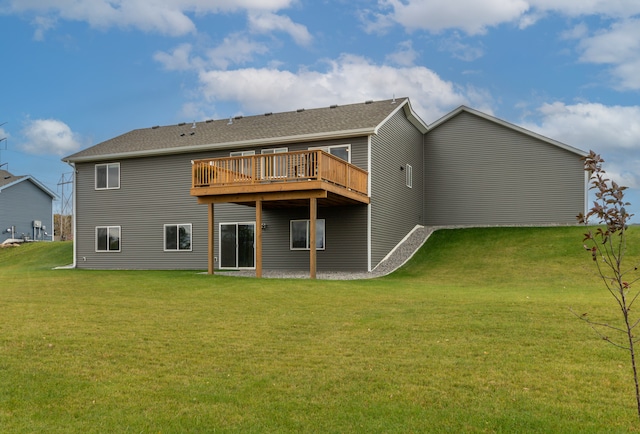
[1,227,640,433]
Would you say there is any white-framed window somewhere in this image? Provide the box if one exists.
[95,163,120,190]
[406,164,413,188]
[230,150,256,157]
[230,150,255,176]
[96,226,121,252]
[309,144,351,163]
[261,147,288,178]
[164,224,192,251]
[290,219,325,250]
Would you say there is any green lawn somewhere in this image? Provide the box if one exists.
[2,227,640,433]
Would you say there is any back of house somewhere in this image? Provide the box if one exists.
[63,97,587,274]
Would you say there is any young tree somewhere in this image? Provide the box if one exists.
[576,150,640,419]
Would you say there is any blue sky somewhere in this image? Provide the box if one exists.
[1,0,639,221]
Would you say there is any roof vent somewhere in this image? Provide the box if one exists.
[191,121,196,129]
[178,122,186,126]
[264,112,272,116]
[227,117,233,125]
[330,104,338,109]
[205,119,213,123]
[365,100,373,104]
[152,125,160,129]
[234,115,243,120]
[180,133,186,137]
[297,108,305,112]
[190,132,195,136]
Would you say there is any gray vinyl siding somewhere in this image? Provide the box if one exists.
[0,180,53,242]
[75,154,209,269]
[423,111,585,226]
[370,109,424,268]
[74,137,370,270]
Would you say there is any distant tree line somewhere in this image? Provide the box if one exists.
[54,214,72,241]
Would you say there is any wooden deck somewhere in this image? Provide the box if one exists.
[190,150,369,279]
[190,150,369,206]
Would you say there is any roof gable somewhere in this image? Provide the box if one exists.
[64,98,427,163]
[427,106,588,157]
[0,169,57,199]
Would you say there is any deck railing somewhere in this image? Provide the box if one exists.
[192,150,368,196]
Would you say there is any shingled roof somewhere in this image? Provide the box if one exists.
[0,169,25,188]
[0,169,57,198]
[63,97,427,163]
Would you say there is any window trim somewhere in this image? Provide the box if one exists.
[163,223,193,252]
[95,163,120,190]
[230,150,256,156]
[406,164,413,188]
[290,219,326,251]
[309,144,351,163]
[95,226,121,252]
[261,147,289,178]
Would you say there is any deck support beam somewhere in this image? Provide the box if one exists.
[310,197,317,279]
[208,203,215,275]
[256,199,263,278]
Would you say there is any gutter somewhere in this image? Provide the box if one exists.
[63,128,378,164]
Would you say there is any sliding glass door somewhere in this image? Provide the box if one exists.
[220,223,255,269]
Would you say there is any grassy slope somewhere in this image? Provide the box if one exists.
[1,228,640,433]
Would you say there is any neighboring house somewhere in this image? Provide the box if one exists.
[0,169,56,242]
[62,98,587,275]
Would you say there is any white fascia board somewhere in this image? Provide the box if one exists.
[63,127,377,163]
[373,99,429,134]
[0,176,57,199]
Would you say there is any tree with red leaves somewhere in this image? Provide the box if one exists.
[577,150,640,419]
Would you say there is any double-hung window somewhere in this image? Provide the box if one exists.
[290,219,325,250]
[96,226,121,252]
[95,163,120,190]
[164,224,192,251]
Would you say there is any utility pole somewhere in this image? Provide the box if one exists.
[57,172,73,240]
[0,122,7,171]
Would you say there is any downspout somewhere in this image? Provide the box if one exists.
[67,161,77,268]
[367,135,372,272]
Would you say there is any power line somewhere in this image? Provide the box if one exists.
[57,172,73,240]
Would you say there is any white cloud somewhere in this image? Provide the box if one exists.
[438,33,485,61]
[575,18,640,90]
[386,40,419,66]
[206,34,269,69]
[369,0,640,35]
[196,54,474,122]
[527,0,640,18]
[5,0,297,37]
[20,119,83,156]
[154,43,199,71]
[155,36,269,71]
[374,0,530,35]
[248,11,313,46]
[522,101,640,188]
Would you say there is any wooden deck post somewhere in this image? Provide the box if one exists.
[208,203,215,275]
[256,199,262,278]
[310,197,317,279]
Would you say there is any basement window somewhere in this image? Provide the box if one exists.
[96,226,121,252]
[164,224,192,251]
[290,219,325,250]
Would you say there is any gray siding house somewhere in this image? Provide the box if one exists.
[0,169,56,242]
[63,98,587,275]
